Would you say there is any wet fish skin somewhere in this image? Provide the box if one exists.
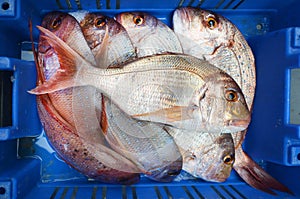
[30,28,250,134]
[79,13,137,67]
[167,127,235,182]
[38,11,97,127]
[80,12,183,181]
[36,12,143,180]
[173,7,255,108]
[36,94,140,184]
[115,12,183,57]
[173,7,293,195]
[79,12,183,182]
[103,96,182,182]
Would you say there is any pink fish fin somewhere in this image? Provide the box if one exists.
[94,25,110,68]
[233,147,294,195]
[29,26,91,94]
[28,71,76,95]
[132,106,193,122]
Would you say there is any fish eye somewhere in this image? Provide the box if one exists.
[94,17,106,28]
[223,154,234,165]
[225,89,239,102]
[206,17,218,29]
[51,16,62,29]
[133,15,144,25]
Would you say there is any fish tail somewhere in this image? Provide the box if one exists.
[28,26,92,95]
[233,147,294,195]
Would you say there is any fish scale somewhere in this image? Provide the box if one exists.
[32,24,250,133]
[33,10,251,183]
[76,12,183,182]
[172,7,293,195]
[78,13,137,68]
[167,127,235,182]
[36,12,145,182]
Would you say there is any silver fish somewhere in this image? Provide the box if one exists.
[115,12,183,57]
[37,12,143,176]
[103,96,182,181]
[167,127,235,182]
[77,12,183,181]
[173,7,293,195]
[30,28,250,134]
[79,13,137,68]
[173,7,255,108]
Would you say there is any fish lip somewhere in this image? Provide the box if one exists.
[226,118,250,128]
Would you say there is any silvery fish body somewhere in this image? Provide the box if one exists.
[173,7,255,108]
[36,12,142,183]
[76,12,183,181]
[30,30,250,134]
[173,7,293,195]
[167,127,235,182]
[103,96,182,181]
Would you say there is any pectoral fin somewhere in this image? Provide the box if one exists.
[132,106,193,122]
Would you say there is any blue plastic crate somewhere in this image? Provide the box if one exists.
[1,0,300,198]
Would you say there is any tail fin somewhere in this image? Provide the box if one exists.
[233,147,294,195]
[28,26,92,95]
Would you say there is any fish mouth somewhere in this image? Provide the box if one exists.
[226,118,250,128]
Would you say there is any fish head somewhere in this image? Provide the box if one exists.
[38,12,84,80]
[183,133,235,182]
[39,12,79,53]
[115,12,159,30]
[194,71,250,133]
[173,7,235,55]
[80,13,123,50]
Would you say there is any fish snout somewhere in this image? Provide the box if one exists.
[225,101,251,130]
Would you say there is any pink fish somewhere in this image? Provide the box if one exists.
[33,11,142,184]
[173,7,293,195]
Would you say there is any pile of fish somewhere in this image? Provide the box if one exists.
[29,7,293,195]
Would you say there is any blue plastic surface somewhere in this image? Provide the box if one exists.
[1,0,300,198]
[0,58,41,140]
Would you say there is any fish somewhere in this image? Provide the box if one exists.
[37,11,97,127]
[115,12,183,57]
[78,13,137,68]
[173,7,255,108]
[29,26,251,134]
[36,94,140,184]
[34,12,143,182]
[167,127,235,182]
[76,12,182,181]
[173,7,293,195]
[103,96,182,182]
